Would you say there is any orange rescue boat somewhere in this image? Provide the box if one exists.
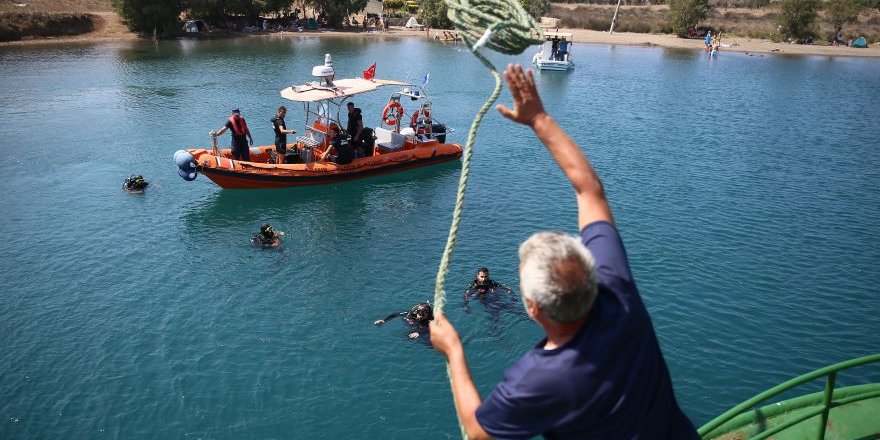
[175,54,462,189]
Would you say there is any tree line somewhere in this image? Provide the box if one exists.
[112,0,551,37]
[111,0,368,37]
[668,0,877,40]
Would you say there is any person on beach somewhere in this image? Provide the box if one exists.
[428,64,699,439]
[271,106,296,164]
[215,108,254,161]
[464,267,512,301]
[705,30,712,50]
[251,223,284,248]
[375,302,434,339]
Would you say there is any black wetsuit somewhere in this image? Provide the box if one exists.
[271,116,289,155]
[465,279,512,300]
[379,303,433,337]
[251,232,279,248]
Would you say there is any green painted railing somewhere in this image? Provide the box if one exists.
[699,353,880,440]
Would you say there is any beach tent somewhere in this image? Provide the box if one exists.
[405,16,423,29]
[851,37,868,48]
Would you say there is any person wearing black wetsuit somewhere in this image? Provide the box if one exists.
[271,105,296,164]
[374,302,434,339]
[251,223,283,248]
[464,267,512,301]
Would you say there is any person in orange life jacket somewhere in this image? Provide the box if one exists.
[271,106,296,164]
[215,108,254,161]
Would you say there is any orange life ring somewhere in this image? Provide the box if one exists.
[382,102,404,126]
[411,108,432,135]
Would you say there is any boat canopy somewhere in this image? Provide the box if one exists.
[544,31,573,40]
[280,78,410,102]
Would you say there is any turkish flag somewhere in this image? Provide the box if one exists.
[363,63,376,80]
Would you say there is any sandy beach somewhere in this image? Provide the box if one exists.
[3,15,879,58]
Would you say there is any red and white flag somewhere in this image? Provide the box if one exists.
[363,63,376,80]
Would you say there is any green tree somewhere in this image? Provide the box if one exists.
[419,0,452,28]
[825,0,865,34]
[778,0,821,39]
[306,0,367,27]
[111,0,182,37]
[666,0,710,37]
[521,0,551,19]
[385,0,405,15]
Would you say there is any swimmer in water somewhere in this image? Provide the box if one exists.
[123,174,149,193]
[464,267,513,301]
[374,302,434,339]
[251,223,284,248]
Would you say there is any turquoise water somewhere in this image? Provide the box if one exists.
[2,36,879,438]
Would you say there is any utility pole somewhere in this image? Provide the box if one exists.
[609,0,623,34]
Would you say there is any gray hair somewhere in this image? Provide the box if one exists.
[518,232,598,323]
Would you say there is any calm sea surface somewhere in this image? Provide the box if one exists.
[1,36,879,439]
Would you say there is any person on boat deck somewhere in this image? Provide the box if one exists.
[551,37,559,60]
[215,108,254,161]
[464,267,513,301]
[271,105,296,164]
[346,102,364,157]
[556,39,569,61]
[428,64,699,440]
[320,124,353,165]
[374,302,434,339]
[251,223,284,248]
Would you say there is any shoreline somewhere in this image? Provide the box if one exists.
[3,21,879,59]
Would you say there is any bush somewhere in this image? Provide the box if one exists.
[667,0,711,36]
[777,0,821,38]
[419,0,452,28]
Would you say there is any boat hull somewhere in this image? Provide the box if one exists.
[189,142,462,189]
[532,53,574,71]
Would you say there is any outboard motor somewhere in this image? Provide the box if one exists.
[174,150,198,181]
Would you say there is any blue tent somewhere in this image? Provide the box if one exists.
[851,37,868,48]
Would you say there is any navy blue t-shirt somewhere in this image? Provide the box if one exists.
[475,221,698,439]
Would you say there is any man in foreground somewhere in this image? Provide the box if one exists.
[429,64,699,439]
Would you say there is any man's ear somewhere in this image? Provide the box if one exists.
[523,297,540,320]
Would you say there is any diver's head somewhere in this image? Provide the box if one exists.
[412,303,434,323]
[476,267,490,285]
[260,223,273,237]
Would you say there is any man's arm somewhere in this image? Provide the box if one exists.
[373,311,405,325]
[429,312,492,440]
[496,64,613,230]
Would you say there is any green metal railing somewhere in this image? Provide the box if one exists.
[699,353,880,440]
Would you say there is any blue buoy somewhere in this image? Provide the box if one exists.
[178,167,197,181]
[174,150,198,181]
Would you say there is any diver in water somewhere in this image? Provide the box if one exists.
[122,175,149,193]
[464,267,513,301]
[251,223,284,248]
[374,302,434,339]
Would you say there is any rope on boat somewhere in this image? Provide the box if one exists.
[431,1,540,438]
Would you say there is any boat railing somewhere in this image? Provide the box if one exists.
[698,352,880,440]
